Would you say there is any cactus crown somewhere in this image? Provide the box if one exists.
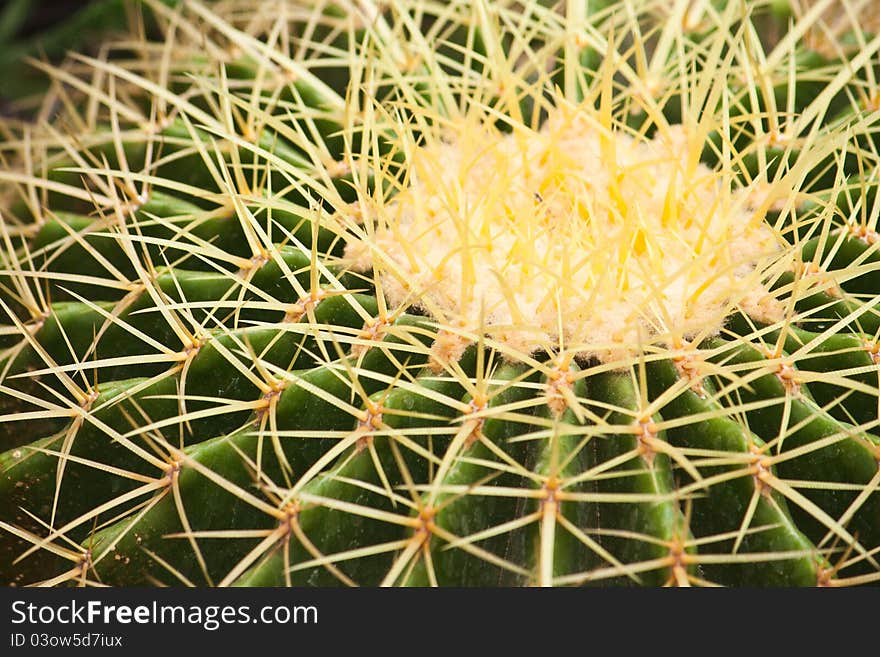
[2,0,880,587]
[348,98,785,360]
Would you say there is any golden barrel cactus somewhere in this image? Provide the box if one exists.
[2,0,880,587]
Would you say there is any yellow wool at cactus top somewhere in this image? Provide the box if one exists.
[349,101,785,359]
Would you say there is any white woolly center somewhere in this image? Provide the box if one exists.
[348,103,784,359]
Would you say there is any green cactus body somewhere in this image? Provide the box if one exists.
[2,0,880,587]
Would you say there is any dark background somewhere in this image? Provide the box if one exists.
[3,0,92,39]
[1,0,135,109]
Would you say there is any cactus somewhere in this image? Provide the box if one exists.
[2,0,880,587]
